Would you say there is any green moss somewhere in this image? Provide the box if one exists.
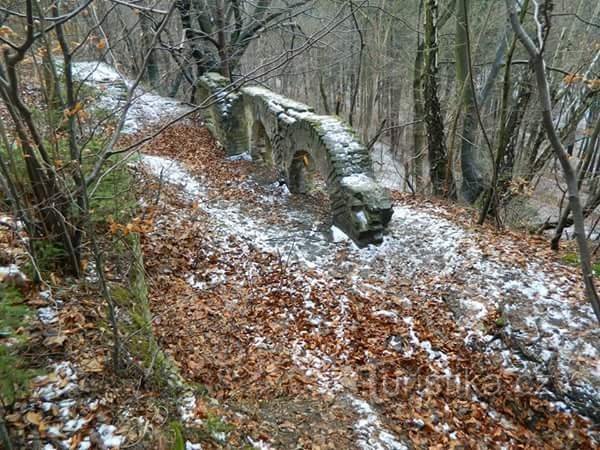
[0,284,36,406]
[87,156,137,226]
[0,346,36,406]
[26,241,66,277]
[495,316,507,327]
[0,286,28,336]
[562,252,579,266]
[561,252,600,277]
[0,135,133,226]
[110,234,185,391]
[205,412,234,436]
[167,413,235,448]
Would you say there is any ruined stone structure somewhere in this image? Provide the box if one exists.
[197,73,393,246]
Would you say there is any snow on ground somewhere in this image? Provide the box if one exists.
[72,61,191,133]
[185,442,203,450]
[247,437,275,450]
[140,150,599,418]
[72,61,599,441]
[141,155,206,197]
[37,306,58,325]
[348,396,409,450]
[28,362,126,450]
[141,153,338,269]
[356,203,599,415]
[371,143,408,191]
[140,154,410,447]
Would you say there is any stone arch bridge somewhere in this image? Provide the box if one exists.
[198,73,393,246]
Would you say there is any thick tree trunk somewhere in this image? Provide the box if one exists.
[175,0,215,83]
[424,0,451,196]
[141,12,160,89]
[412,41,426,190]
[455,0,483,203]
[478,1,530,224]
[215,0,231,79]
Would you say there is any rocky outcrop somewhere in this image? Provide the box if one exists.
[197,73,393,246]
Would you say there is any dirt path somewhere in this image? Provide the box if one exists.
[64,62,598,447]
[134,123,597,449]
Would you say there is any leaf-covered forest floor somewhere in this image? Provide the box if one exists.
[1,62,598,449]
[134,121,598,449]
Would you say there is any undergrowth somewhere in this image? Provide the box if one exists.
[0,284,36,407]
[562,251,600,276]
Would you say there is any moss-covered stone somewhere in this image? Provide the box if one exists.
[197,73,394,246]
[113,233,187,392]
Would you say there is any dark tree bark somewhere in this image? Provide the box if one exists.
[423,0,452,196]
[455,0,483,203]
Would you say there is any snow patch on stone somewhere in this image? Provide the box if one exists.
[331,225,350,243]
[242,86,312,112]
[227,152,252,161]
[341,173,378,191]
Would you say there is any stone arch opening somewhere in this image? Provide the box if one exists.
[197,73,393,246]
[288,150,316,194]
[251,120,273,165]
[287,150,327,194]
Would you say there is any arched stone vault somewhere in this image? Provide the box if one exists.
[197,73,393,246]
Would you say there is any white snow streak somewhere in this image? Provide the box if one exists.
[73,60,599,443]
[140,148,599,419]
[72,61,190,134]
[349,396,409,450]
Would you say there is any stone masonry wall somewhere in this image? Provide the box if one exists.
[197,73,393,246]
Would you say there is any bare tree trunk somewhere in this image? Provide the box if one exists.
[551,118,600,248]
[319,73,331,115]
[412,39,426,190]
[506,0,600,322]
[424,0,452,196]
[348,1,364,127]
[478,1,530,224]
[141,10,160,89]
[0,0,81,274]
[456,0,484,202]
[215,0,231,79]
